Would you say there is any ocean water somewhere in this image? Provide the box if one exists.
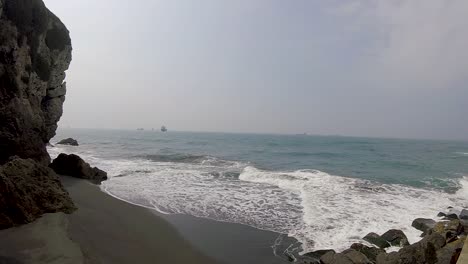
[48,129,468,253]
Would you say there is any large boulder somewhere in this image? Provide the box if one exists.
[412,218,437,232]
[56,137,78,146]
[350,243,385,263]
[0,158,75,229]
[381,229,410,247]
[0,0,72,164]
[460,209,468,220]
[435,237,465,264]
[302,249,335,263]
[50,153,108,184]
[363,232,391,249]
[320,250,372,264]
[376,233,446,264]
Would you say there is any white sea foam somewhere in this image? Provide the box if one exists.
[48,145,468,253]
[239,167,468,251]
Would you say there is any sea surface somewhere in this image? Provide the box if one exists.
[49,128,468,254]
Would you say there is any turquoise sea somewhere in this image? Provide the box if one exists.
[49,129,468,252]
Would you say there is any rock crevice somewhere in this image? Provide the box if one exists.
[0,0,74,229]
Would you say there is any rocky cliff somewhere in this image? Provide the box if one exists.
[0,0,75,228]
[0,0,72,164]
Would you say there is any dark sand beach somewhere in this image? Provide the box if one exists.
[62,176,219,264]
[64,176,289,264]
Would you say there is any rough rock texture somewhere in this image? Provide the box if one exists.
[320,250,372,264]
[0,158,75,229]
[0,0,72,164]
[460,209,468,220]
[303,249,336,260]
[350,243,385,263]
[412,218,436,232]
[376,233,446,264]
[363,232,391,249]
[380,229,409,247]
[50,153,108,184]
[0,0,74,230]
[56,137,78,146]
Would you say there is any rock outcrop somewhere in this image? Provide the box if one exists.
[50,153,108,184]
[0,0,74,229]
[300,209,467,264]
[0,0,72,164]
[0,158,75,229]
[56,137,78,146]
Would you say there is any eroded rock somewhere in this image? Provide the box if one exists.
[381,229,409,247]
[0,0,72,164]
[0,158,75,229]
[412,218,436,232]
[56,137,78,146]
[350,243,385,263]
[363,232,391,249]
[50,153,107,184]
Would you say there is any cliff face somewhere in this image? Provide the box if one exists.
[0,0,72,164]
[0,0,75,228]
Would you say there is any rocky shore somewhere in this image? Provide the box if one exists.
[297,209,467,264]
[0,0,74,228]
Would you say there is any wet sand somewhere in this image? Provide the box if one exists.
[64,176,290,264]
[62,176,219,264]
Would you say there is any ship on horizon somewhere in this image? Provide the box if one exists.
[161,126,167,132]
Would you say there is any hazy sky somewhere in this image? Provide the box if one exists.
[44,0,468,140]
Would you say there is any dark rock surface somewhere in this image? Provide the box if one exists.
[50,153,108,184]
[444,213,459,220]
[56,137,78,146]
[363,232,391,249]
[0,158,75,229]
[0,0,74,229]
[303,249,335,260]
[412,218,436,232]
[320,250,371,264]
[0,0,72,164]
[381,229,409,247]
[460,209,468,220]
[376,233,446,264]
[350,243,385,263]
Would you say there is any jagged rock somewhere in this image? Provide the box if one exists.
[50,153,107,184]
[381,229,409,247]
[56,137,78,146]
[303,249,335,262]
[0,0,72,164]
[320,250,371,264]
[341,249,373,264]
[350,243,385,262]
[363,232,391,249]
[0,158,75,229]
[412,218,437,232]
[376,233,446,264]
[445,219,464,235]
[320,251,354,264]
[444,213,458,220]
[460,209,468,220]
[435,237,465,264]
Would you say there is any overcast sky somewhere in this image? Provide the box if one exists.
[43,0,468,140]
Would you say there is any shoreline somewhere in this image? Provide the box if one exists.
[62,176,218,264]
[63,176,290,264]
[102,186,298,262]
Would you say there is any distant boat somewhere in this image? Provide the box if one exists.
[161,126,167,132]
[137,128,144,131]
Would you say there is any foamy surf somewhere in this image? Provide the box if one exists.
[48,144,468,254]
